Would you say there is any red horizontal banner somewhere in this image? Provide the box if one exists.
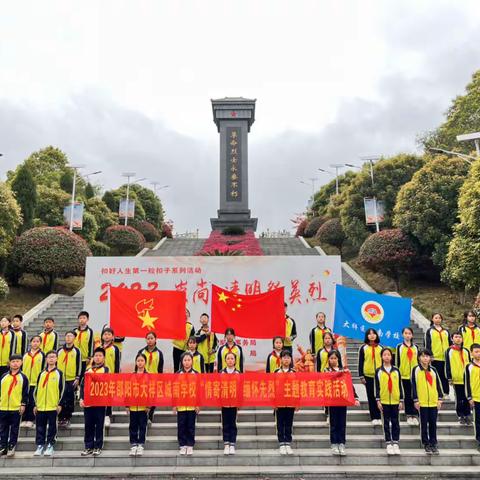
[84,372,355,407]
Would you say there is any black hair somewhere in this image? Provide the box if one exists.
[316,312,326,319]
[418,348,433,358]
[327,349,343,369]
[134,353,147,372]
[402,326,413,335]
[179,351,194,370]
[451,330,463,338]
[463,310,477,325]
[145,331,157,339]
[363,328,380,344]
[44,317,54,323]
[225,351,237,361]
[280,349,292,358]
[30,335,42,343]
[284,302,288,307]
[1,317,11,323]
[225,327,235,336]
[65,330,77,337]
[93,347,106,356]
[323,331,336,344]
[471,343,480,353]
[187,336,197,344]
[9,354,22,362]
[78,311,89,319]
[272,336,284,347]
[45,350,57,358]
[12,314,23,322]
[200,313,210,318]
[380,347,393,359]
[430,312,444,326]
[102,327,114,336]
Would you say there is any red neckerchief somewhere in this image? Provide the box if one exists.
[384,367,393,393]
[424,367,433,386]
[7,372,18,396]
[1,331,9,349]
[91,365,104,373]
[62,346,73,368]
[28,350,40,367]
[146,348,155,367]
[404,342,414,362]
[226,343,236,354]
[452,345,465,365]
[369,342,377,361]
[42,368,55,388]
[468,325,476,342]
[77,327,87,346]
[271,350,281,367]
[42,331,51,349]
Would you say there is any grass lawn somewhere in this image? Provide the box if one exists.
[307,237,474,331]
[0,275,84,318]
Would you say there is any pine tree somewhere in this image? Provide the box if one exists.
[11,165,37,232]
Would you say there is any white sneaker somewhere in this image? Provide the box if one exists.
[179,446,187,455]
[33,445,44,456]
[104,416,111,427]
[229,445,235,455]
[6,447,15,457]
[26,421,34,428]
[338,444,346,456]
[44,444,54,456]
[129,446,137,456]
[279,445,287,455]
[386,444,394,455]
[331,444,340,456]
[285,445,293,455]
[186,446,193,456]
[224,445,230,455]
[413,417,419,426]
[20,421,28,427]
[376,419,383,426]
[393,443,401,455]
[136,445,144,456]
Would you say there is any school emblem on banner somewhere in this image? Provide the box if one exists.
[361,301,384,324]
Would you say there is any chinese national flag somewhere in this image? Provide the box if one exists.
[211,285,285,338]
[109,286,186,339]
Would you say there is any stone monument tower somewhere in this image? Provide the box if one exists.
[210,97,258,231]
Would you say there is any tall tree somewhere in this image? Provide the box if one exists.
[0,182,22,267]
[10,164,37,232]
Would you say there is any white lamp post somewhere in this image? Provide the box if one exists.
[69,165,85,231]
[122,172,136,226]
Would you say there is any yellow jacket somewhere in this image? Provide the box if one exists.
[57,345,82,382]
[374,366,403,405]
[13,329,27,356]
[465,362,480,402]
[0,371,29,411]
[358,343,383,378]
[445,346,470,385]
[395,342,418,380]
[217,343,244,372]
[412,365,443,407]
[34,368,64,411]
[22,350,45,387]
[459,324,480,352]
[74,326,94,361]
[138,347,164,374]
[316,347,334,373]
[284,316,297,348]
[195,328,218,364]
[424,326,450,361]
[309,326,332,355]
[103,344,120,373]
[266,351,282,373]
[39,330,59,353]
[0,330,16,367]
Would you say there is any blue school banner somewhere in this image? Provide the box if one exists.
[333,285,412,347]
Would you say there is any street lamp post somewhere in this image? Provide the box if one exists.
[122,172,136,226]
[69,165,85,231]
[360,156,381,232]
[330,164,344,195]
[318,168,338,194]
[151,181,170,195]
[457,132,480,157]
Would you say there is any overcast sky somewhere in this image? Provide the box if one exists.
[1,1,479,235]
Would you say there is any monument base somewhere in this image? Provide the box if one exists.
[210,209,258,231]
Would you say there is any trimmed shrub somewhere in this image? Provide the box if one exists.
[303,216,326,238]
[89,240,111,257]
[0,277,9,299]
[295,218,308,237]
[161,223,173,239]
[11,227,92,291]
[316,218,346,255]
[104,225,145,255]
[131,220,161,242]
[76,211,98,243]
[358,228,417,291]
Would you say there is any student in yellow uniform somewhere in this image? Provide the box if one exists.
[465,343,480,452]
[39,317,58,354]
[459,310,480,352]
[375,348,403,455]
[172,309,195,373]
[186,337,205,373]
[316,332,336,373]
[0,318,16,378]
[358,328,383,425]
[174,352,199,456]
[79,347,109,457]
[0,354,28,457]
[309,312,332,355]
[424,313,450,397]
[57,331,81,427]
[412,348,443,456]
[220,352,240,455]
[445,331,471,425]
[396,327,419,425]
[266,337,284,373]
[283,303,297,354]
[74,311,94,379]
[101,327,120,427]
[217,328,244,372]
[11,315,27,356]
[34,350,65,457]
[127,353,150,457]
[21,336,45,428]
[195,313,218,373]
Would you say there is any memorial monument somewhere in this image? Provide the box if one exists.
[210,97,258,231]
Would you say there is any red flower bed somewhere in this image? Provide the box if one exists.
[197,230,264,256]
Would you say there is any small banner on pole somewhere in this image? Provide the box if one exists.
[84,371,355,407]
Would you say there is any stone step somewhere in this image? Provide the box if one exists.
[2,448,480,468]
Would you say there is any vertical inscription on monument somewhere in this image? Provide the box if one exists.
[226,127,242,202]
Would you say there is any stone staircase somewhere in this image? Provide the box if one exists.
[12,237,473,479]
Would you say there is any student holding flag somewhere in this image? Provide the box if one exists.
[396,327,419,425]
[283,303,297,354]
[445,331,471,424]
[358,328,383,425]
[424,313,450,397]
[195,313,218,373]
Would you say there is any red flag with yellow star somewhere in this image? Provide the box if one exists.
[211,285,285,338]
[109,286,186,339]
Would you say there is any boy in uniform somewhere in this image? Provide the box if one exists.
[11,315,27,356]
[39,318,59,353]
